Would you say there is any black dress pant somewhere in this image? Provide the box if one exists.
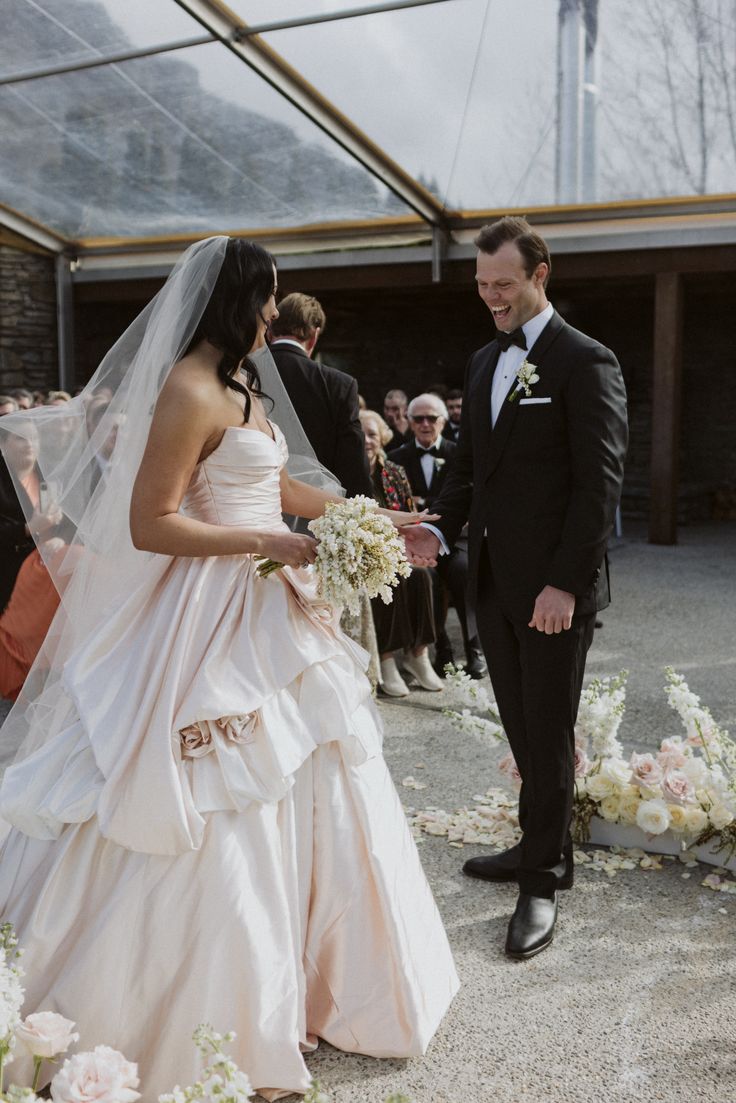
[475,549,595,897]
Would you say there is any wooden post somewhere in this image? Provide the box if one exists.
[649,271,683,544]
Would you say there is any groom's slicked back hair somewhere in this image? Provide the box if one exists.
[474,216,551,286]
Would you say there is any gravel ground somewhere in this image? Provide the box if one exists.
[1,521,734,1102]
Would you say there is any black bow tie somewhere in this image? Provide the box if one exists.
[495,327,527,352]
[419,446,440,457]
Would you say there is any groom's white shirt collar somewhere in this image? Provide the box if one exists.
[518,302,554,350]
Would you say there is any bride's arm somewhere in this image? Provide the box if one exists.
[279,470,438,528]
[130,373,316,565]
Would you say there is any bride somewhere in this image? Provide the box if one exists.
[0,238,458,1100]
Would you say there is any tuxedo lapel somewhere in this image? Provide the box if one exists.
[406,444,429,498]
[483,312,565,480]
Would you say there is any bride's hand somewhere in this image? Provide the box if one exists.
[255,531,318,569]
[379,508,440,529]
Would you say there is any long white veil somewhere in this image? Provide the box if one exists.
[0,235,341,794]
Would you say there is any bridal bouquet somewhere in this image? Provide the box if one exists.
[258,496,411,616]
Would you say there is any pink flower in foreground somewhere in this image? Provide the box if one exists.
[661,769,696,805]
[573,746,591,778]
[657,738,688,771]
[630,752,664,790]
[50,1046,140,1103]
[498,751,521,788]
[16,1012,79,1058]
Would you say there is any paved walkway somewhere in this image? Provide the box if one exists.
[1,522,735,1102]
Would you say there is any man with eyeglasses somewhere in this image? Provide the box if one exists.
[388,393,486,681]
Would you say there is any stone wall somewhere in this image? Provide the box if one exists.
[0,245,58,394]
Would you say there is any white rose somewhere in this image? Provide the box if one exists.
[16,1012,79,1059]
[683,806,709,835]
[599,757,632,788]
[681,757,708,788]
[585,773,616,801]
[51,1046,140,1103]
[598,794,621,822]
[666,805,689,834]
[636,798,671,835]
[708,803,735,831]
[618,787,641,825]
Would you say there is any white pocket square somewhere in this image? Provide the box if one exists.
[519,397,552,405]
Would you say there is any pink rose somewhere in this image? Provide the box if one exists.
[51,1046,140,1103]
[574,746,591,778]
[687,722,717,748]
[661,768,696,805]
[179,723,212,759]
[16,1012,79,1058]
[214,713,258,745]
[499,751,521,788]
[630,752,664,790]
[657,738,688,770]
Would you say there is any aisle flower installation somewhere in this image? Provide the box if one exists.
[411,667,736,873]
[0,923,411,1103]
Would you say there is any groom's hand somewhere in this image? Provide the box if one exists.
[400,524,440,567]
[529,585,576,634]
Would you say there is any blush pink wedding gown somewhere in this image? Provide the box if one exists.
[0,424,458,1100]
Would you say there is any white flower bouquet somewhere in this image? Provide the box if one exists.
[259,496,411,616]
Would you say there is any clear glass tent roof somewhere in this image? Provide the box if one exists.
[1,0,735,255]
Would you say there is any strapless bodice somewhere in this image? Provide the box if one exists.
[182,424,287,530]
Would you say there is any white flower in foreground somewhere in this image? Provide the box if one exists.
[16,1012,79,1059]
[617,787,642,826]
[707,802,735,831]
[683,806,709,835]
[598,794,621,822]
[666,805,689,834]
[630,752,664,790]
[51,1046,140,1103]
[585,773,616,801]
[636,798,671,836]
[661,769,696,806]
[599,757,632,788]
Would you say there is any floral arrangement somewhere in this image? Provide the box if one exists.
[508,359,540,401]
[256,496,411,615]
[0,921,413,1103]
[439,666,736,857]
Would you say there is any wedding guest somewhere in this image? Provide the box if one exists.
[45,390,72,406]
[10,389,33,410]
[442,388,463,443]
[361,408,443,695]
[0,396,19,417]
[388,394,485,680]
[270,293,371,498]
[383,389,412,448]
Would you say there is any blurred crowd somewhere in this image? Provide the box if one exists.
[0,291,482,703]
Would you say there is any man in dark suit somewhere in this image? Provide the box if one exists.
[403,216,628,960]
[442,389,463,444]
[269,293,371,498]
[388,393,486,680]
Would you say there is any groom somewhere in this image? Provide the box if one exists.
[403,216,628,959]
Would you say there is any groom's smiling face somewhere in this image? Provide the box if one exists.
[475,242,549,333]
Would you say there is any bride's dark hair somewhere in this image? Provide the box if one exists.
[185,237,276,423]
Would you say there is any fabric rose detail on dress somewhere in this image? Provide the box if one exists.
[630,752,664,791]
[661,769,696,806]
[214,714,258,746]
[179,723,212,759]
[50,1045,140,1103]
[16,1012,79,1058]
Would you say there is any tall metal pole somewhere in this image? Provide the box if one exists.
[581,0,600,203]
[556,0,585,205]
[55,256,75,393]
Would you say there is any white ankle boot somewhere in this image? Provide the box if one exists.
[402,650,444,692]
[380,657,410,697]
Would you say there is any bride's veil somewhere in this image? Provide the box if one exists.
[0,235,341,804]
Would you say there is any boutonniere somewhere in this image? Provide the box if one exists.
[508,359,540,402]
[433,457,446,471]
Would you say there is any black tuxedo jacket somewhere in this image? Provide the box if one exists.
[432,311,628,621]
[269,342,371,498]
[0,456,35,614]
[387,436,456,511]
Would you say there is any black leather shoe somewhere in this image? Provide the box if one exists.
[433,640,455,677]
[462,849,574,890]
[505,892,558,960]
[462,847,520,883]
[463,646,487,680]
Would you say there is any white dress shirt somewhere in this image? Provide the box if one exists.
[417,442,440,488]
[490,302,554,427]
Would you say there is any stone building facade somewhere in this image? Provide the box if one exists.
[0,244,58,395]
